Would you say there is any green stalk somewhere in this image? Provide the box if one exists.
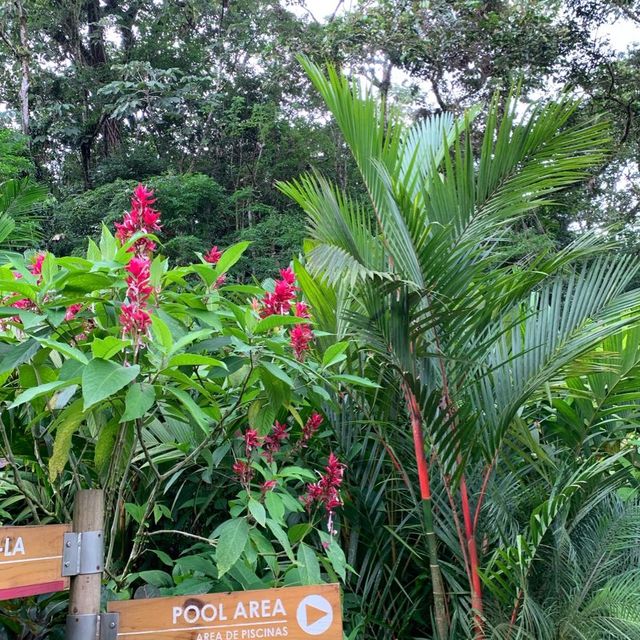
[404,383,449,640]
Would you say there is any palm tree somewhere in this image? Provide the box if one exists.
[0,177,46,254]
[280,59,640,638]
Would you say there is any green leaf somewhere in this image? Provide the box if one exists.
[124,503,146,524]
[82,359,140,410]
[0,338,40,374]
[120,383,156,423]
[215,241,251,275]
[216,518,249,577]
[151,315,173,354]
[95,419,120,478]
[264,491,285,523]
[254,314,307,335]
[38,338,89,364]
[49,400,85,480]
[333,374,379,388]
[10,380,77,408]
[91,336,130,360]
[266,518,294,561]
[168,354,226,369]
[261,362,294,388]
[164,387,211,433]
[248,499,266,526]
[319,531,347,581]
[136,570,173,588]
[297,542,322,585]
[322,341,349,368]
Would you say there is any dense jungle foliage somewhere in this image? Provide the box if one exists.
[2,1,640,639]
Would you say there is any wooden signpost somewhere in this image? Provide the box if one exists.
[107,583,342,640]
[0,524,71,600]
[0,495,343,640]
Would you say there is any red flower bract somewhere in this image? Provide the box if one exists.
[120,254,153,342]
[204,246,222,264]
[302,452,347,535]
[300,412,323,447]
[115,183,161,255]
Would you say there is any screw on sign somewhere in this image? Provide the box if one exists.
[107,584,342,640]
[0,525,71,600]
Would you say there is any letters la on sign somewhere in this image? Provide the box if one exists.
[107,583,342,640]
[0,524,71,600]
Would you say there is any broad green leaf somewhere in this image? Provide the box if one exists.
[322,341,349,368]
[124,503,146,524]
[49,400,85,480]
[266,518,294,561]
[120,383,156,423]
[10,380,77,408]
[95,419,120,477]
[297,542,322,585]
[319,531,347,581]
[38,338,89,364]
[216,518,249,577]
[248,499,266,527]
[254,314,307,335]
[91,336,130,360]
[261,362,294,388]
[264,492,285,523]
[164,387,211,432]
[82,359,140,410]
[215,241,251,275]
[151,315,173,353]
[333,374,379,388]
[168,354,226,368]
[0,339,40,374]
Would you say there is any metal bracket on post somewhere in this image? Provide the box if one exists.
[62,530,104,576]
[65,612,119,640]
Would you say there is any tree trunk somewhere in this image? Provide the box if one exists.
[403,383,449,640]
[16,0,30,137]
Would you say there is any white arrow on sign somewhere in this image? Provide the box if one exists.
[296,594,334,635]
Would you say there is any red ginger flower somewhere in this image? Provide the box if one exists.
[29,252,46,277]
[120,255,153,341]
[261,480,277,494]
[115,184,161,255]
[259,267,297,317]
[64,303,83,321]
[232,459,252,485]
[290,323,314,360]
[262,420,289,461]
[300,412,323,447]
[302,452,347,535]
[294,301,310,319]
[244,428,260,456]
[204,246,222,264]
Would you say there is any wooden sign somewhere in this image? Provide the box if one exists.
[0,524,71,600]
[108,583,342,639]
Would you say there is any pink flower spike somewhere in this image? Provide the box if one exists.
[290,323,314,360]
[204,246,222,264]
[280,267,296,285]
[244,429,260,455]
[261,480,277,494]
[64,303,83,321]
[29,252,46,277]
[301,412,323,446]
[294,301,311,319]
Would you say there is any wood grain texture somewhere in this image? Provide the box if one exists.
[68,489,104,616]
[0,524,71,600]
[108,583,342,639]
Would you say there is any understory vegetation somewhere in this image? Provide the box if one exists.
[2,2,640,639]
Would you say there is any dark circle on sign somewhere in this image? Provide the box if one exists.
[184,597,205,608]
